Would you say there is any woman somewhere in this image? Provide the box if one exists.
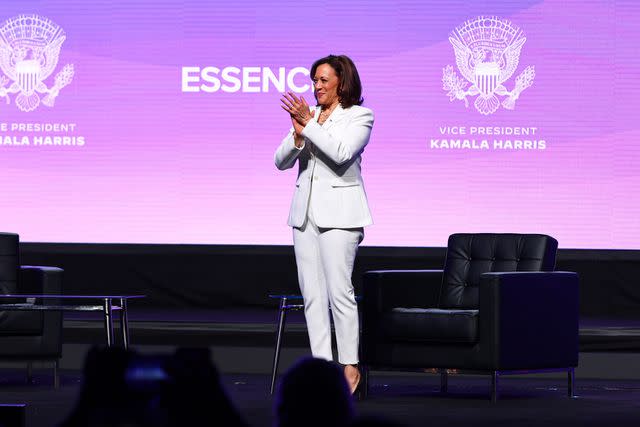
[275,55,373,394]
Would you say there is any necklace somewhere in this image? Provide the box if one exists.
[318,102,338,124]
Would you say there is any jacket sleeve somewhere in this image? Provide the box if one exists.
[274,128,304,170]
[301,107,374,166]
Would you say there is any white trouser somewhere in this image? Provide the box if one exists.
[293,205,363,365]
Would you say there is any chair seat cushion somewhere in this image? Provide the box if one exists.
[382,308,479,343]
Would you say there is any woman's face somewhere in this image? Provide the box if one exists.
[313,63,340,107]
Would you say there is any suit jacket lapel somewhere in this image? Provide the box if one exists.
[321,104,346,130]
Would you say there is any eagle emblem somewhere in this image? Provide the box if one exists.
[0,14,74,112]
[443,16,535,115]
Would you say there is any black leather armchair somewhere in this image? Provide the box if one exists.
[0,232,63,387]
[361,234,579,401]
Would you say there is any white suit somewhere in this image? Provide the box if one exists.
[275,104,373,364]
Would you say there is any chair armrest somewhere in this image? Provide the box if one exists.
[18,266,64,357]
[363,270,443,313]
[19,266,64,295]
[361,270,443,363]
[479,271,579,369]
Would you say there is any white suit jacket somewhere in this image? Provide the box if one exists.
[274,104,374,229]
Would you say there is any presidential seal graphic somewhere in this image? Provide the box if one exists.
[442,16,535,115]
[0,14,74,112]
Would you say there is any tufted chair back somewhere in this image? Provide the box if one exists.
[0,232,46,335]
[440,234,558,309]
[0,233,19,325]
[0,233,19,296]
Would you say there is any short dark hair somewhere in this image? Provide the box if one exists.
[310,55,364,108]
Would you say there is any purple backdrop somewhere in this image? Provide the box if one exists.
[0,0,637,249]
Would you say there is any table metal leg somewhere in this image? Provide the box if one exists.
[270,297,288,395]
[440,369,448,393]
[491,371,499,403]
[54,359,60,389]
[120,298,130,349]
[361,365,369,399]
[103,298,114,347]
[27,362,33,384]
[568,368,576,398]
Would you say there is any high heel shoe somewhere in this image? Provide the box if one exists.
[353,374,365,400]
[344,364,361,396]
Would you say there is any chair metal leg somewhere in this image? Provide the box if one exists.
[53,360,60,389]
[361,365,369,399]
[120,297,130,349]
[270,297,288,395]
[103,298,114,347]
[26,362,33,384]
[568,368,576,398]
[440,369,448,393]
[491,371,499,403]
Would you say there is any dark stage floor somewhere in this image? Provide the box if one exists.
[3,370,640,427]
[3,308,640,426]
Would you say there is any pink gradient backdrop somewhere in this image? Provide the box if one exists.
[0,0,637,248]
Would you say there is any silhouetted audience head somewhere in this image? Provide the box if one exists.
[162,347,247,427]
[60,347,138,426]
[275,357,354,427]
[60,346,247,427]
